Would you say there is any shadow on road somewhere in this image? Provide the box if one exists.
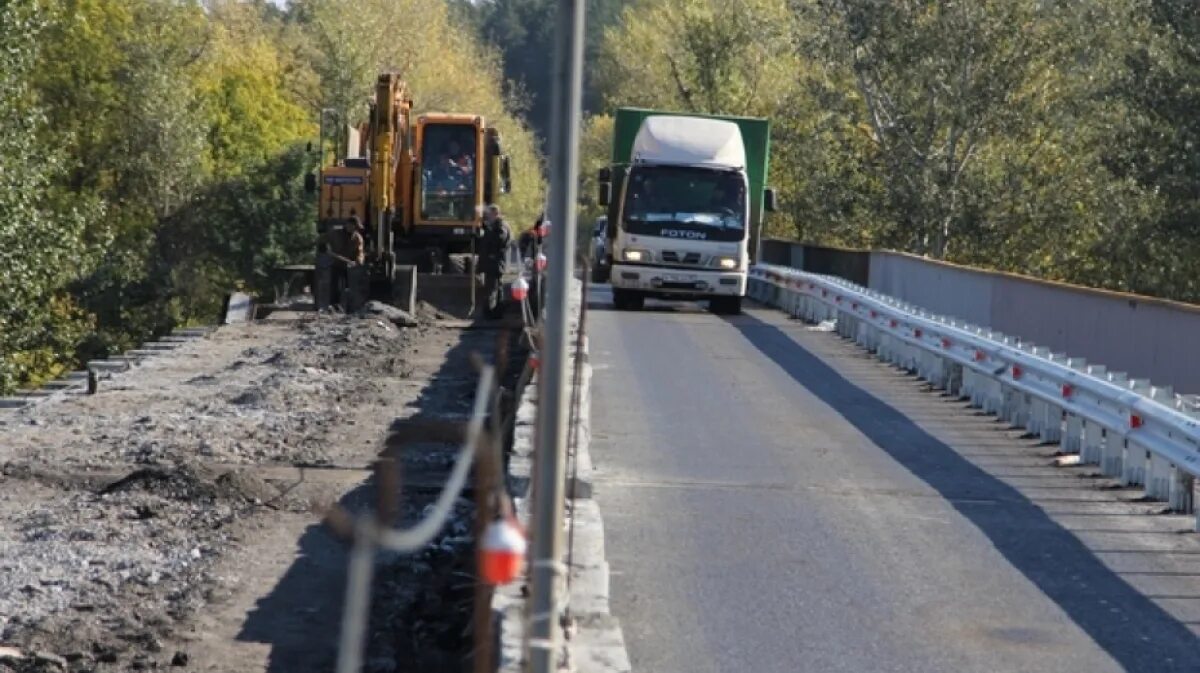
[585,283,713,315]
[725,310,1199,672]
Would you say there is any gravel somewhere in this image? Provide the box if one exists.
[0,306,526,673]
[0,313,437,672]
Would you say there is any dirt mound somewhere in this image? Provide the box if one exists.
[100,460,281,505]
[416,301,455,322]
[360,301,420,327]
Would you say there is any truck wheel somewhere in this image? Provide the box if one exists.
[590,262,609,284]
[710,296,742,315]
[613,288,643,311]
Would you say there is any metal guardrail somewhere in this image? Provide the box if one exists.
[748,264,1200,526]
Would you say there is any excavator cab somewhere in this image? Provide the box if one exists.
[410,115,497,247]
[419,123,478,222]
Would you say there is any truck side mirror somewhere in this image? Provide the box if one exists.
[501,156,512,194]
[764,187,778,213]
[598,167,611,183]
[304,172,317,194]
[598,182,611,207]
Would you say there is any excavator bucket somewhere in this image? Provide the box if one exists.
[414,272,481,319]
[406,241,523,320]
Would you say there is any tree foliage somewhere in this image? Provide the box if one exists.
[0,0,544,393]
[579,0,1200,302]
[0,0,96,391]
[456,0,629,141]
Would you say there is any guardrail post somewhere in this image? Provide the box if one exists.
[1145,386,1175,500]
[1062,358,1087,453]
[963,364,979,405]
[1100,371,1129,477]
[1122,378,1153,486]
[1080,365,1107,465]
[1171,399,1200,520]
[1039,353,1067,444]
[946,362,963,397]
[1024,347,1048,437]
[749,273,764,303]
[927,351,945,389]
[997,338,1018,424]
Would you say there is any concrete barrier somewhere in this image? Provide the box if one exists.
[222,292,254,324]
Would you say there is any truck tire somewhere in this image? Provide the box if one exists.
[710,296,742,315]
[591,262,609,284]
[612,288,644,311]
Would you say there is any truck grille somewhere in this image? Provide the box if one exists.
[660,251,702,265]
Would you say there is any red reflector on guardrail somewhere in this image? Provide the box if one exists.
[870,310,878,319]
[1130,414,1144,429]
[890,320,898,329]
[913,328,922,338]
[1012,365,1023,380]
[941,338,951,349]
[974,350,985,362]
[1062,384,1073,398]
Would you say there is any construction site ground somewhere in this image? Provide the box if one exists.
[0,306,520,673]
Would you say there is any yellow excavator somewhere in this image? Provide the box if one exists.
[304,73,512,316]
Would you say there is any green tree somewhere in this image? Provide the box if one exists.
[598,0,799,117]
[461,0,628,142]
[0,0,96,392]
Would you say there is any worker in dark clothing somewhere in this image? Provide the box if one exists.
[519,213,547,315]
[518,213,545,260]
[479,204,512,318]
[318,217,365,310]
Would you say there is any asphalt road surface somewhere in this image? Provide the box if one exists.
[587,285,1200,673]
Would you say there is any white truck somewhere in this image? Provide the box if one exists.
[597,110,775,314]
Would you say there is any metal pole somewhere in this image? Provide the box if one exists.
[528,0,585,671]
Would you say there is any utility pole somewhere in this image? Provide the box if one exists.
[527,0,585,671]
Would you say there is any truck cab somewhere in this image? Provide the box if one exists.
[600,115,773,314]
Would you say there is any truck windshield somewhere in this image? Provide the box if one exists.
[621,166,746,242]
[421,124,477,221]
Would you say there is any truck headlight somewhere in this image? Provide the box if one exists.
[622,249,649,262]
[715,256,738,270]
